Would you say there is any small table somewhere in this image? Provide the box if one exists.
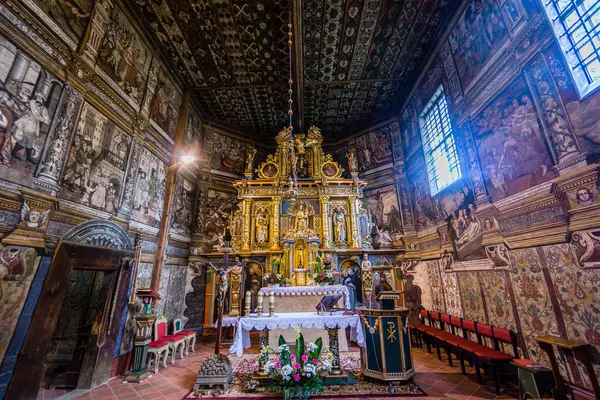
[229,312,365,376]
[535,335,600,399]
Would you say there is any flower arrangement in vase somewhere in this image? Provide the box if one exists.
[312,271,335,286]
[263,273,284,287]
[263,328,332,399]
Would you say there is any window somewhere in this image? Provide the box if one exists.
[542,0,600,98]
[419,86,461,196]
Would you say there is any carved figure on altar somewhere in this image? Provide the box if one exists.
[333,208,347,243]
[346,152,358,177]
[374,273,393,300]
[245,147,256,176]
[255,208,268,243]
[360,253,372,272]
[271,255,281,275]
[343,263,362,310]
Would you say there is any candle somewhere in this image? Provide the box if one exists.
[269,293,275,305]
[257,292,264,317]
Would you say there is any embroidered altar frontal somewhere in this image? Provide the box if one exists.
[358,307,414,381]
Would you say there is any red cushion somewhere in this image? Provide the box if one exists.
[431,331,454,339]
[156,321,167,340]
[475,350,514,361]
[441,314,451,324]
[420,310,428,318]
[416,325,439,332]
[458,342,490,352]
[149,340,169,348]
[477,323,493,338]
[162,334,186,342]
[430,311,440,321]
[462,319,476,332]
[180,330,195,335]
[445,337,470,346]
[513,359,540,368]
[493,327,512,343]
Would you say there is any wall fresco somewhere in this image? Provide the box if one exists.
[426,261,445,312]
[131,148,167,228]
[408,160,437,231]
[364,184,402,248]
[59,102,131,213]
[442,271,462,317]
[0,35,65,186]
[30,0,92,43]
[471,77,556,202]
[171,177,195,238]
[457,272,486,323]
[355,125,393,173]
[149,68,182,139]
[205,130,246,176]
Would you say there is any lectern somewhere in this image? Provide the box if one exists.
[357,291,415,382]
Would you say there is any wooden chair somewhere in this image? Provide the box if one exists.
[147,339,169,373]
[154,316,186,364]
[173,317,196,355]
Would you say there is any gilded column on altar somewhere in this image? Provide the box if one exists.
[270,196,281,250]
[242,198,252,251]
[348,197,360,248]
[319,195,331,248]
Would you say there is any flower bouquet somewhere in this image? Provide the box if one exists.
[263,329,332,399]
[312,271,335,286]
[263,272,284,287]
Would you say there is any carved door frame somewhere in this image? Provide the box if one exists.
[6,220,134,400]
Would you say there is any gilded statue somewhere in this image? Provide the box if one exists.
[333,208,347,242]
[245,147,257,175]
[255,208,268,243]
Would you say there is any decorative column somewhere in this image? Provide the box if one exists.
[319,195,332,248]
[34,87,83,195]
[326,327,343,375]
[117,138,142,219]
[228,266,243,317]
[151,91,191,290]
[348,197,360,249]
[269,196,281,250]
[241,198,252,252]
[79,0,113,66]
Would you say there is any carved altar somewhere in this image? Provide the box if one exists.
[230,126,371,281]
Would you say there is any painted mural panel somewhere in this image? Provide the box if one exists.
[400,103,420,160]
[0,247,39,365]
[426,261,445,312]
[544,244,600,389]
[442,272,462,317]
[204,190,237,245]
[96,5,152,104]
[480,270,516,330]
[355,125,393,173]
[184,107,203,158]
[149,69,182,139]
[131,148,167,228]
[411,262,432,311]
[448,0,509,89]
[136,262,153,290]
[60,102,131,213]
[545,45,600,164]
[164,265,187,322]
[509,248,562,363]
[184,263,205,329]
[0,35,65,186]
[30,0,92,43]
[457,272,486,322]
[472,77,556,202]
[408,161,437,231]
[364,185,401,248]
[206,130,247,176]
[171,177,195,237]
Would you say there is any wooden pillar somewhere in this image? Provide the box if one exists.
[151,90,191,290]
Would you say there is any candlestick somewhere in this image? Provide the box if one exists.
[244,290,251,317]
[268,293,275,317]
[257,292,263,318]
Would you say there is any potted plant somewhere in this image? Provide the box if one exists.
[263,272,284,287]
[263,330,332,399]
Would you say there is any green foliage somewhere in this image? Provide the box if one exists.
[295,332,305,363]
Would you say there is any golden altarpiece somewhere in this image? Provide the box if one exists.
[200,127,404,329]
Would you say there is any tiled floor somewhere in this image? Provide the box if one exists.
[37,341,518,400]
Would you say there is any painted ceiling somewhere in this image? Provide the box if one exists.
[130,0,460,140]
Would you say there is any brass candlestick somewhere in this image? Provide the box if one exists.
[257,292,264,318]
[268,293,275,317]
[244,290,251,317]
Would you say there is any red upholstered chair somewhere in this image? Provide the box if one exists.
[147,339,169,373]
[173,317,196,355]
[154,316,186,364]
[473,323,518,394]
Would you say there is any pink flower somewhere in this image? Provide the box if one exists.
[294,374,300,382]
[293,362,301,369]
[270,278,274,283]
[301,354,308,362]
[290,354,295,360]
[320,276,324,281]
[275,361,281,368]
[312,358,318,365]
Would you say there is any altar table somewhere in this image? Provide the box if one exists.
[229,312,365,376]
[258,285,351,350]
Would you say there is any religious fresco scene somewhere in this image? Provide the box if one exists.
[0,0,599,399]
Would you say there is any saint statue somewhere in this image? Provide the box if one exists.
[271,255,281,275]
[255,209,268,243]
[343,265,361,311]
[245,147,256,175]
[295,203,308,231]
[346,152,358,176]
[360,253,372,271]
[333,209,347,242]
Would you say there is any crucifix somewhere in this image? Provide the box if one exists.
[206,236,241,354]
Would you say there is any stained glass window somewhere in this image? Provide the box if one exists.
[543,0,600,98]
[419,86,461,196]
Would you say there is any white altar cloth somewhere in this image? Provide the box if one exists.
[259,285,351,310]
[229,312,365,357]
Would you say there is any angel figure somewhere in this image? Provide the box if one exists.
[21,202,50,228]
[568,186,598,207]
